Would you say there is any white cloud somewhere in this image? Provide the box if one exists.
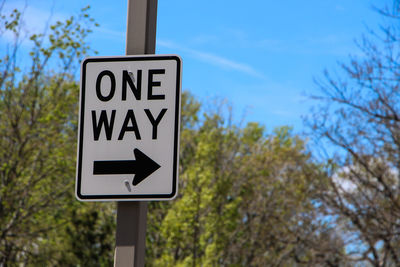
[158,39,265,79]
[95,27,124,38]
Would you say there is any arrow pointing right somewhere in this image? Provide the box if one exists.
[93,148,161,186]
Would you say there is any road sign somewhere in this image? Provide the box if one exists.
[76,55,181,201]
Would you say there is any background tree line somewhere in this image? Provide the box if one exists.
[0,1,399,266]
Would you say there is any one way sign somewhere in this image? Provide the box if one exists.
[76,55,181,201]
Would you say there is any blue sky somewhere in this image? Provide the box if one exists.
[2,0,388,133]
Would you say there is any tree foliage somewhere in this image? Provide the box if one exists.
[0,3,114,265]
[146,95,346,266]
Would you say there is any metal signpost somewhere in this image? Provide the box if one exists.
[75,0,181,265]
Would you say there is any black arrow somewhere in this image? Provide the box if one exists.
[93,148,161,186]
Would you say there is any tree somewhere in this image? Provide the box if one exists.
[0,3,115,265]
[306,2,400,266]
[146,96,348,266]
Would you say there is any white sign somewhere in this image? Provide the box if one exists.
[76,55,181,201]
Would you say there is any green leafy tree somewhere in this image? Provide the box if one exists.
[146,97,347,266]
[0,4,115,265]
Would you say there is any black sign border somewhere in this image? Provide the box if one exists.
[76,55,181,201]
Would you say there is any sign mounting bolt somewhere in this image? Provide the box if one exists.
[124,180,132,192]
[128,71,135,82]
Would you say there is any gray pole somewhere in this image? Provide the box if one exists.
[114,0,158,266]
